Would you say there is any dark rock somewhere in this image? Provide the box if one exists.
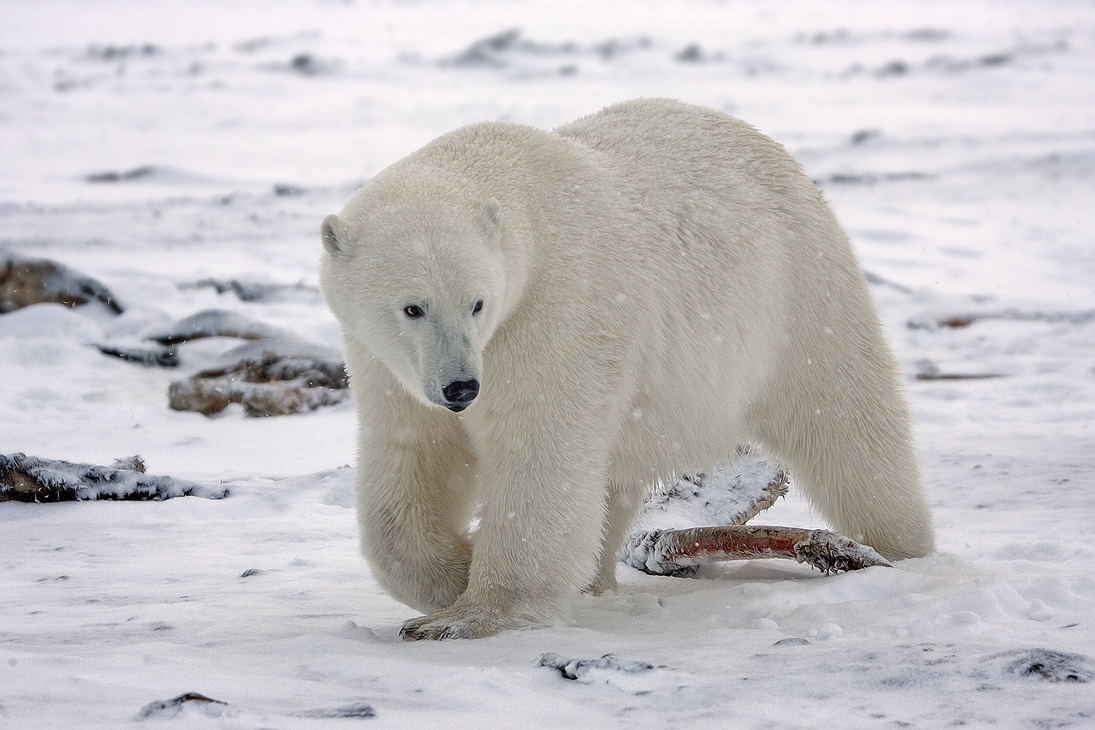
[145,309,290,345]
[186,278,319,302]
[994,648,1094,683]
[538,652,656,680]
[0,453,227,503]
[97,344,179,367]
[86,165,157,183]
[168,352,349,417]
[302,702,376,719]
[136,693,227,720]
[0,253,123,314]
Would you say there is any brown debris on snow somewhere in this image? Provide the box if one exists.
[913,358,1005,381]
[94,308,349,417]
[915,372,1005,381]
[168,352,349,417]
[0,453,226,503]
[909,308,1095,330]
[0,252,123,314]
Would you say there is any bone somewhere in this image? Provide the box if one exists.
[622,524,892,576]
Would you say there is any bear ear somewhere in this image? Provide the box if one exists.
[480,199,502,248]
[321,214,348,257]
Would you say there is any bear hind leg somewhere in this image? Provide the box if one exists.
[750,381,935,561]
[587,480,649,594]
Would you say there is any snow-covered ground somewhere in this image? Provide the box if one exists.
[2,1,1094,727]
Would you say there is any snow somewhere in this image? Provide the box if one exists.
[1,0,1094,727]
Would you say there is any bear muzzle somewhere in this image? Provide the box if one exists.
[441,379,480,412]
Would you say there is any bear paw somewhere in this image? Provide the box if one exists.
[399,604,541,641]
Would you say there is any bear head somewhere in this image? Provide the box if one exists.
[319,188,507,413]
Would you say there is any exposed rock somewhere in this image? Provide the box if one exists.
[183,277,320,302]
[96,307,348,416]
[538,652,657,681]
[908,307,1095,330]
[0,252,123,314]
[0,453,227,503]
[136,693,228,720]
[991,648,1094,683]
[144,309,291,345]
[300,702,376,719]
[86,165,156,183]
[96,343,180,367]
[168,351,348,417]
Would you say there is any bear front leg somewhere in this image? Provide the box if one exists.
[355,406,478,615]
[400,425,611,640]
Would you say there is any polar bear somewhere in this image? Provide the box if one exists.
[319,98,934,640]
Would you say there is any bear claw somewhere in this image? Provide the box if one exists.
[398,606,540,640]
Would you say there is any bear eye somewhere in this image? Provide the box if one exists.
[403,305,424,319]
[472,300,484,315]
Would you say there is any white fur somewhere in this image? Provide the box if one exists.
[319,99,934,640]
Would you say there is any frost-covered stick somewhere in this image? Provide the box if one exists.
[623,525,892,576]
[725,466,789,526]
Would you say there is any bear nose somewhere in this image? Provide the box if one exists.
[442,379,479,411]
